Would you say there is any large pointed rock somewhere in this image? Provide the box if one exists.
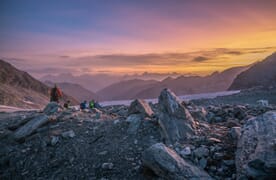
[13,114,49,141]
[8,113,39,130]
[142,143,212,180]
[236,111,276,179]
[158,89,196,144]
[128,99,154,117]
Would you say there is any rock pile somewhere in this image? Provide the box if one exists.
[1,88,276,179]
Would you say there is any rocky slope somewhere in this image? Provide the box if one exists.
[1,89,275,179]
[98,65,248,101]
[0,60,78,109]
[229,52,276,90]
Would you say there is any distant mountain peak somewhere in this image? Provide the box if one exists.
[229,52,276,90]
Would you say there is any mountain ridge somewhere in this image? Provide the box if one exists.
[98,65,249,101]
[229,52,276,90]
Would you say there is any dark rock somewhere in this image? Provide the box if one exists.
[199,158,208,169]
[193,146,209,158]
[128,99,154,117]
[180,147,192,157]
[126,114,142,135]
[158,89,196,144]
[236,111,276,179]
[61,130,76,138]
[233,105,247,120]
[142,143,212,179]
[190,107,208,121]
[13,114,49,141]
[229,127,241,140]
[50,136,59,146]
[101,162,114,170]
[43,102,60,115]
[8,113,38,130]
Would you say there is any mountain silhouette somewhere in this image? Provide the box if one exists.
[97,65,249,100]
[229,52,276,90]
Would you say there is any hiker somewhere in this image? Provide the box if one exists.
[94,101,102,109]
[80,100,87,110]
[50,84,62,103]
[89,100,95,109]
[63,100,71,109]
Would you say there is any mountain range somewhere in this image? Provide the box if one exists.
[1,52,275,108]
[98,65,249,101]
[40,72,181,92]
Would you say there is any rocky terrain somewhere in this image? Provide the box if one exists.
[1,89,275,179]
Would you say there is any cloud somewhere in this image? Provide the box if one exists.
[4,46,276,77]
[59,55,70,58]
[25,67,76,74]
[193,56,209,62]
[64,47,276,69]
[225,51,243,55]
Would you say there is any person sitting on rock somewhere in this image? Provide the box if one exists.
[80,100,87,110]
[63,100,70,109]
[94,101,102,109]
[89,100,95,109]
[50,84,63,103]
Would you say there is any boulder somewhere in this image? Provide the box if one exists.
[193,146,209,158]
[256,100,269,107]
[158,89,196,144]
[229,127,241,140]
[101,162,114,170]
[126,114,142,134]
[142,143,212,180]
[236,111,276,179]
[128,99,154,117]
[13,114,49,141]
[180,147,192,156]
[61,130,76,138]
[8,113,38,130]
[233,105,247,120]
[43,102,60,115]
[189,107,208,122]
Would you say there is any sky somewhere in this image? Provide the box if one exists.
[1,0,276,77]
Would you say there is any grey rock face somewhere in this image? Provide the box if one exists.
[236,111,276,179]
[50,136,59,146]
[194,146,209,158]
[190,107,208,122]
[142,143,212,180]
[43,102,60,115]
[126,114,142,135]
[13,114,49,141]
[230,127,241,140]
[128,99,154,117]
[61,130,76,138]
[101,162,114,170]
[158,88,196,144]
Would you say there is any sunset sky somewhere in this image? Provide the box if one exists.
[1,0,276,77]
